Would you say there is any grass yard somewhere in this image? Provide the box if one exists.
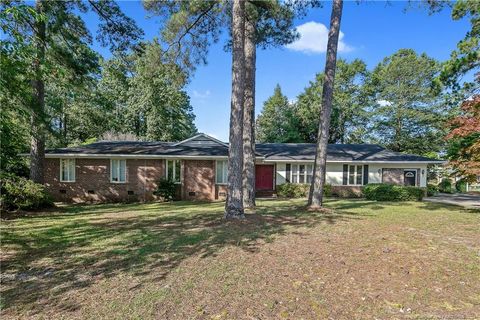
[1,199,479,319]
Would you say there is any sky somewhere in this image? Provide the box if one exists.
[86,1,470,142]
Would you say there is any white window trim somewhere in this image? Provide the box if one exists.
[289,163,313,184]
[60,158,75,182]
[347,164,363,186]
[215,160,228,185]
[110,159,127,183]
[166,159,181,184]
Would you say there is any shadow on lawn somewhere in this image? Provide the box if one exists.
[0,200,365,315]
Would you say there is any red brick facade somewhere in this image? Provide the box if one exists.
[45,158,229,203]
[45,158,407,203]
[45,158,165,203]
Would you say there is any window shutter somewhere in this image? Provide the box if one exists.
[342,164,348,185]
[363,165,369,185]
[286,164,291,183]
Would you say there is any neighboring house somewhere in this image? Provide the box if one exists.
[43,133,444,202]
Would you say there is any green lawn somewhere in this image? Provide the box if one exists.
[1,199,479,319]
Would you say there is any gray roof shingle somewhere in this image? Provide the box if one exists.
[45,134,442,163]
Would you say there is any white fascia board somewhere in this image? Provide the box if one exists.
[44,153,265,161]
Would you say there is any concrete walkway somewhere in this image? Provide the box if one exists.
[424,193,480,209]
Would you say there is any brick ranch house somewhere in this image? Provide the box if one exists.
[43,133,444,202]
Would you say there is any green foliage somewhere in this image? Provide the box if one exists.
[126,42,197,141]
[276,183,333,198]
[323,184,332,197]
[438,178,453,193]
[0,173,53,211]
[256,85,301,142]
[438,0,479,93]
[257,59,371,144]
[363,183,424,201]
[455,179,467,193]
[153,179,177,201]
[427,184,439,196]
[295,59,370,143]
[276,183,310,198]
[368,49,446,156]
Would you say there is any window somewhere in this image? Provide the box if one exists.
[347,165,363,185]
[60,159,75,182]
[166,160,181,183]
[290,164,313,184]
[111,159,126,183]
[216,160,228,184]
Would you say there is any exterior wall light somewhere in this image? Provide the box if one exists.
[421,169,425,175]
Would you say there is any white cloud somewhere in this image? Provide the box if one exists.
[286,21,352,54]
[192,90,211,99]
[377,100,392,107]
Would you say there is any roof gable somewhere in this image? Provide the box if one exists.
[172,133,228,148]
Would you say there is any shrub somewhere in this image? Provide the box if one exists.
[276,183,309,198]
[323,184,333,197]
[427,184,439,196]
[363,183,424,201]
[277,183,333,198]
[455,179,467,193]
[438,178,452,193]
[153,178,177,201]
[0,173,54,211]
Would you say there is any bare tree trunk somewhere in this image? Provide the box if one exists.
[242,13,256,210]
[225,0,246,219]
[30,0,46,184]
[308,0,343,208]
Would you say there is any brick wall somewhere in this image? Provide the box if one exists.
[182,160,215,201]
[45,158,164,203]
[331,186,364,198]
[382,168,404,185]
[215,185,227,200]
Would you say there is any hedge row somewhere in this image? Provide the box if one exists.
[363,183,424,201]
[277,183,425,201]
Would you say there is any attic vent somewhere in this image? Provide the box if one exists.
[188,191,196,196]
[88,190,95,194]
[59,189,66,194]
[128,190,134,195]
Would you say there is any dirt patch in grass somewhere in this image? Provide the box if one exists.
[1,199,479,319]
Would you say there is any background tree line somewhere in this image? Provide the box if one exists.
[1,0,478,214]
[257,47,475,159]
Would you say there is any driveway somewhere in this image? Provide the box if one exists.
[424,193,480,209]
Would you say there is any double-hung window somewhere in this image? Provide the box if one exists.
[60,159,75,182]
[166,160,181,183]
[216,160,228,184]
[111,159,127,183]
[348,165,363,185]
[290,164,313,184]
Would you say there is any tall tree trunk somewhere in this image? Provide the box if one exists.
[308,0,343,208]
[225,0,246,219]
[242,13,256,210]
[30,0,46,184]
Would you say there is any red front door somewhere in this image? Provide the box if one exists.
[255,165,274,190]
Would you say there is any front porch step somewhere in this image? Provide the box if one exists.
[255,190,277,198]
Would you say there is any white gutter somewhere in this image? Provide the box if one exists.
[262,159,446,164]
[38,153,445,164]
[40,153,265,161]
